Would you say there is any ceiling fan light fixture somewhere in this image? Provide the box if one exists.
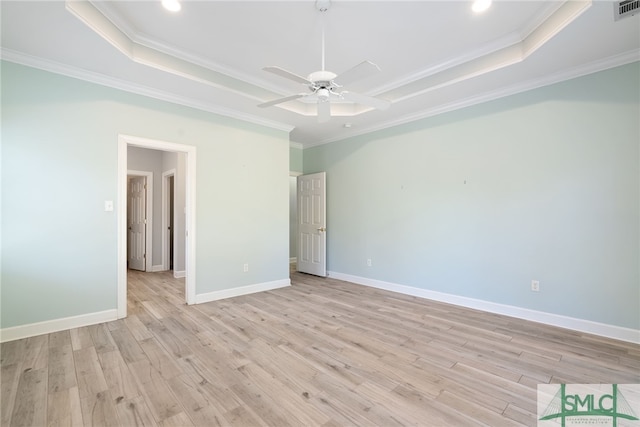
[162,0,181,13]
[472,0,492,13]
[317,88,330,102]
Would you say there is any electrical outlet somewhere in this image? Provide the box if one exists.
[243,263,249,272]
[531,280,540,292]
[366,258,372,267]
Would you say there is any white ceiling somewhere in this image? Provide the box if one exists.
[2,1,639,147]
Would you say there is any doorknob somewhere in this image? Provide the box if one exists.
[317,227,326,232]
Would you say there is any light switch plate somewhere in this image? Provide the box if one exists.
[104,200,114,211]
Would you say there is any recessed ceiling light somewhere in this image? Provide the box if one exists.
[472,0,492,13]
[162,0,181,12]
[344,123,352,128]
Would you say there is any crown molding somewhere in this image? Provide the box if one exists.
[303,50,640,149]
[0,48,294,133]
[289,141,304,149]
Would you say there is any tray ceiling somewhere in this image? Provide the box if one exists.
[1,1,639,147]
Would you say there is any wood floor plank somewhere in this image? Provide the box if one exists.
[114,394,159,427]
[237,362,332,426]
[48,331,72,349]
[158,411,194,427]
[73,346,109,400]
[124,315,154,342]
[98,349,142,402]
[128,358,184,423]
[222,406,267,427]
[174,355,246,415]
[164,373,229,427]
[503,402,537,426]
[10,367,48,427]
[138,337,183,380]
[311,372,407,426]
[87,324,117,354]
[229,378,297,427]
[48,344,77,394]
[79,389,120,427]
[145,320,193,360]
[436,390,522,426]
[0,339,26,367]
[21,335,49,371]
[47,386,83,427]
[0,363,22,426]
[109,327,148,364]
[70,327,94,351]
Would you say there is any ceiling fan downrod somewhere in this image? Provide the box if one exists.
[316,0,331,72]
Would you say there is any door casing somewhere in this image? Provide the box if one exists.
[118,134,196,318]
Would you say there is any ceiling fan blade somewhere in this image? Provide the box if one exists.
[334,60,381,86]
[263,66,312,85]
[341,91,391,111]
[258,93,306,108]
[317,100,331,123]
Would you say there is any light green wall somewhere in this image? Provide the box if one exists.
[290,146,303,172]
[1,61,290,328]
[304,62,640,329]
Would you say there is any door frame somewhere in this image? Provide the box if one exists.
[117,134,197,318]
[289,171,302,265]
[297,172,327,277]
[127,170,153,272]
[162,169,176,271]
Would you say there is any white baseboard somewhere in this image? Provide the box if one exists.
[173,270,186,278]
[289,257,297,264]
[150,264,165,272]
[0,309,118,343]
[328,271,640,345]
[195,279,291,304]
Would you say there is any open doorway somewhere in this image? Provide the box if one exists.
[117,135,196,319]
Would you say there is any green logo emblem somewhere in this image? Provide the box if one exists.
[538,384,639,426]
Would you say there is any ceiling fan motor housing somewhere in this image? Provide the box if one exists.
[308,70,337,84]
[309,70,338,98]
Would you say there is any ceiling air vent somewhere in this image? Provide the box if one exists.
[614,0,639,21]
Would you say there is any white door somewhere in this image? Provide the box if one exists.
[297,172,326,276]
[128,176,146,271]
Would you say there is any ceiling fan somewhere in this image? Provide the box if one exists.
[257,0,391,123]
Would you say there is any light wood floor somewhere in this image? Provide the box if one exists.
[2,270,638,426]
